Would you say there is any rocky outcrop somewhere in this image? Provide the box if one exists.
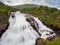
[35,38,46,45]
[47,36,55,41]
[0,23,9,38]
[42,22,60,37]
[0,13,9,38]
[26,15,41,36]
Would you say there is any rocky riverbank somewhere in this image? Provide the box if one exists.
[42,21,60,37]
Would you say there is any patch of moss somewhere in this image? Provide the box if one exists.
[45,37,60,45]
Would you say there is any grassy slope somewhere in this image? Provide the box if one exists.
[36,37,60,45]
[45,37,60,45]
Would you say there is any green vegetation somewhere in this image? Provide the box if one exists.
[45,37,60,45]
[36,37,60,45]
[0,2,9,29]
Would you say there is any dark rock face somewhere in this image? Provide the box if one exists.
[0,13,9,38]
[47,35,56,41]
[47,36,54,41]
[35,38,46,45]
[26,15,41,36]
[11,12,15,18]
[8,11,16,18]
[50,31,54,35]
[0,23,9,38]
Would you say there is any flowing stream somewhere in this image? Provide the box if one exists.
[0,11,56,45]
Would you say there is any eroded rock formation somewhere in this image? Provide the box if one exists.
[26,15,41,36]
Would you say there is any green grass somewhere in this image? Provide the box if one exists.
[36,37,60,45]
[45,37,60,45]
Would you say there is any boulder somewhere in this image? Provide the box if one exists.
[35,38,46,45]
[47,36,54,41]
[26,15,41,36]
[0,23,9,38]
[50,31,54,35]
[26,15,37,27]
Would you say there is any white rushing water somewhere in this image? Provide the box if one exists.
[0,11,56,45]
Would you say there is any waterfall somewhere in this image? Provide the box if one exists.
[0,11,56,45]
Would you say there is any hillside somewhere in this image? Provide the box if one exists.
[13,4,40,9]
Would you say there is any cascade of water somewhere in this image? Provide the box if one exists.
[0,11,56,45]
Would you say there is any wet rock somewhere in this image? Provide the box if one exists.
[46,34,50,36]
[46,32,56,41]
[35,38,46,45]
[8,11,15,18]
[11,12,15,18]
[8,10,18,18]
[0,23,9,38]
[26,15,38,29]
[26,15,41,36]
[52,35,56,39]
[50,31,54,35]
[47,36,54,41]
[42,22,60,37]
[0,13,9,38]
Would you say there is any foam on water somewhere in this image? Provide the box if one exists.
[0,11,56,45]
